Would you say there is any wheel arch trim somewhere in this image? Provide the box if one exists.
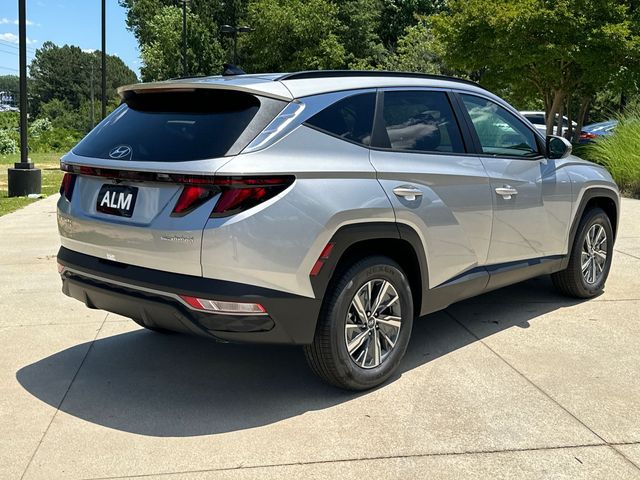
[563,186,619,269]
[309,221,430,315]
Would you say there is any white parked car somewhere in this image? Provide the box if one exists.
[520,111,576,137]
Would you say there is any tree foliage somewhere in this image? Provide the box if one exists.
[378,0,448,50]
[119,0,247,76]
[119,0,449,78]
[379,18,443,73]
[140,5,225,80]
[29,41,138,115]
[243,0,346,72]
[431,0,640,134]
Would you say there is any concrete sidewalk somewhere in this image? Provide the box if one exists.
[1,195,639,480]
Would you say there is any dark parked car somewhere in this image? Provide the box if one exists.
[579,120,618,143]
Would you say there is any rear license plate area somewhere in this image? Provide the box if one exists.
[96,184,138,218]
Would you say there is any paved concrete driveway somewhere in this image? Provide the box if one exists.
[1,195,639,480]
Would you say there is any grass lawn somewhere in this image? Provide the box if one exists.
[0,152,64,216]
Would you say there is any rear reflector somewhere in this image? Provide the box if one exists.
[57,262,65,274]
[179,295,267,315]
[310,242,335,277]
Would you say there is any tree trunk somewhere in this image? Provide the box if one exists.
[566,96,574,141]
[575,96,591,142]
[546,90,565,136]
[556,101,564,137]
[620,90,627,113]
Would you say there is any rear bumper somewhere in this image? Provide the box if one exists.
[57,247,321,344]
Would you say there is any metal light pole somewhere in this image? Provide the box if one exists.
[101,0,106,119]
[220,25,251,65]
[8,0,41,197]
[90,61,95,128]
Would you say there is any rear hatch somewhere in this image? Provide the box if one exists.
[57,87,287,276]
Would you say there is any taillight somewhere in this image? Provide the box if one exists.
[60,164,293,218]
[171,186,216,217]
[169,176,294,218]
[59,173,77,201]
[580,132,597,140]
[209,177,294,218]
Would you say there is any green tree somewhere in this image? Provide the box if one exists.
[380,18,443,73]
[140,5,225,80]
[120,0,249,72]
[242,0,346,72]
[432,0,640,135]
[333,0,387,69]
[378,0,448,50]
[29,42,138,115]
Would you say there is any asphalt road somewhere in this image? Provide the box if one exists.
[1,195,639,479]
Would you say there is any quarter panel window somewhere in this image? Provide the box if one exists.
[304,93,375,146]
[380,90,465,154]
[461,94,539,158]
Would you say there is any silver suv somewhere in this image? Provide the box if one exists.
[57,71,619,390]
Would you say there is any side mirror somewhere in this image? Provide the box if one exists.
[546,135,572,159]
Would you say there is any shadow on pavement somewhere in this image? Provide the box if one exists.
[17,275,584,437]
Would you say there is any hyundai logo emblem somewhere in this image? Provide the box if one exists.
[108,145,132,160]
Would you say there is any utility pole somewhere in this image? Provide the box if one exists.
[182,0,187,76]
[8,0,41,197]
[90,61,95,129]
[101,0,106,119]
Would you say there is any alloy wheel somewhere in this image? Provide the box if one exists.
[344,279,402,369]
[581,223,608,285]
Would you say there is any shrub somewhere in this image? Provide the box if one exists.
[0,129,17,154]
[29,117,53,137]
[28,127,81,153]
[0,111,18,131]
[591,106,640,198]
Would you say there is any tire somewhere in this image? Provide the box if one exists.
[552,207,614,298]
[304,256,414,390]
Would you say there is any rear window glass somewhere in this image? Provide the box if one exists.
[73,90,265,162]
[304,93,375,146]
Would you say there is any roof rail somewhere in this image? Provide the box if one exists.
[277,70,480,87]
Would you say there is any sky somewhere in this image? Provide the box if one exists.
[0,0,141,77]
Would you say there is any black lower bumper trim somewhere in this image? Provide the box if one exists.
[57,247,321,344]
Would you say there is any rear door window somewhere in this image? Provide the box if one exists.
[379,90,465,153]
[304,92,376,146]
[73,90,284,162]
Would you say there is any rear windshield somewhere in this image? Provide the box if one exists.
[73,89,282,162]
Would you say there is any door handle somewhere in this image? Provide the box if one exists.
[393,185,423,201]
[495,186,518,200]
